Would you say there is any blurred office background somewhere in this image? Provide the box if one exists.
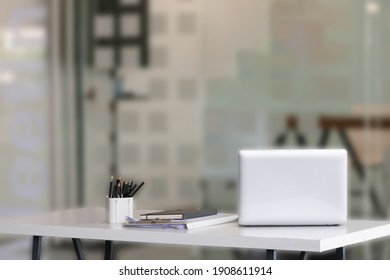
[1,0,390,259]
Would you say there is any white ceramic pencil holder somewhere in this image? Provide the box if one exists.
[105,196,134,224]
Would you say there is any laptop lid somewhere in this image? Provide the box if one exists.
[238,149,347,226]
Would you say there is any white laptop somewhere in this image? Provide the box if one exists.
[238,149,347,226]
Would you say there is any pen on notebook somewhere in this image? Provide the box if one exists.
[109,176,113,198]
[129,181,145,197]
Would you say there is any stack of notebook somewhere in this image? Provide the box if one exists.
[122,208,238,230]
[140,208,217,220]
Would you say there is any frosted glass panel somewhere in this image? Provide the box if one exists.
[0,1,49,216]
[204,0,368,113]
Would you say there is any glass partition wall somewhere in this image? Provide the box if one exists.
[0,0,50,259]
[74,0,389,259]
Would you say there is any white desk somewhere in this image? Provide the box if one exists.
[1,207,390,260]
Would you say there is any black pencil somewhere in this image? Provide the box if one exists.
[119,182,122,198]
[129,181,145,197]
[128,180,133,192]
[117,177,122,198]
[122,181,127,197]
[125,181,131,197]
[123,181,132,197]
[109,176,113,198]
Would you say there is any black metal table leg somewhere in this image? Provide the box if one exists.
[32,235,42,260]
[299,251,309,260]
[266,249,276,260]
[104,240,114,260]
[335,247,345,260]
[72,238,86,260]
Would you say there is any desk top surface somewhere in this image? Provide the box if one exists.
[1,207,390,252]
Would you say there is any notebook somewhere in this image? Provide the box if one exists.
[238,149,347,226]
[124,213,237,229]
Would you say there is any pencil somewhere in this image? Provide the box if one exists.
[129,181,145,197]
[109,176,113,198]
[118,183,122,198]
[122,181,127,197]
[125,181,131,197]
